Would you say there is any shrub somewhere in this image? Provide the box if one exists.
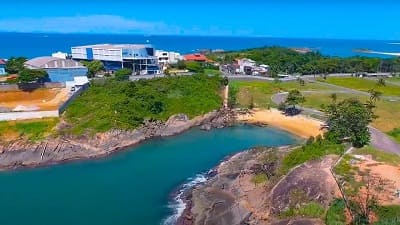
[325,199,346,225]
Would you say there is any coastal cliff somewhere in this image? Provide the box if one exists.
[0,110,234,170]
[177,147,340,225]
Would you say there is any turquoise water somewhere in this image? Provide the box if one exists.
[0,125,298,225]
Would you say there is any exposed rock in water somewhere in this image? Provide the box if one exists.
[179,148,341,225]
[0,110,233,171]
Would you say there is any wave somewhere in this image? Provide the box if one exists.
[388,42,400,45]
[162,173,208,225]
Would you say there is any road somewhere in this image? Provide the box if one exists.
[271,91,400,155]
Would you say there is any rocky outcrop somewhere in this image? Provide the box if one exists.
[0,110,229,170]
[179,149,341,225]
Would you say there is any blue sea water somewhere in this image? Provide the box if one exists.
[0,125,298,225]
[0,32,399,59]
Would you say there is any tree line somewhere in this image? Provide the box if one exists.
[209,47,400,75]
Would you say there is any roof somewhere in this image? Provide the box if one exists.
[25,56,85,69]
[0,59,6,65]
[183,54,209,62]
[72,44,152,50]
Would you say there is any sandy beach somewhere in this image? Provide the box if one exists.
[237,108,324,139]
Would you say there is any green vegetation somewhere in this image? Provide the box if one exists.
[280,138,344,174]
[231,80,335,108]
[325,199,346,225]
[81,60,104,77]
[65,74,223,135]
[17,68,49,83]
[185,61,204,73]
[374,206,400,225]
[209,47,400,75]
[353,146,400,166]
[5,57,27,74]
[251,173,268,185]
[320,77,400,97]
[283,89,305,112]
[387,128,400,143]
[280,202,325,219]
[0,119,59,142]
[325,98,375,147]
[114,68,132,81]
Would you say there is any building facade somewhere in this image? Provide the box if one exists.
[71,44,160,75]
[24,57,88,83]
[0,59,6,75]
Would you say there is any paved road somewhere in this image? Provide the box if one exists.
[271,92,400,155]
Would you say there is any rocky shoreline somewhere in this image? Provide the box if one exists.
[175,147,341,225]
[0,109,235,171]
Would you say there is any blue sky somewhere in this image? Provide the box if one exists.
[1,0,400,40]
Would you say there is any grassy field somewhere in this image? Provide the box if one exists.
[319,77,400,96]
[232,80,339,108]
[352,146,400,166]
[301,92,400,132]
[0,118,59,142]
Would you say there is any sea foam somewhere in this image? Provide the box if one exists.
[162,173,207,225]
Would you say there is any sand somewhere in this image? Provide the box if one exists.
[237,108,324,138]
[0,88,70,111]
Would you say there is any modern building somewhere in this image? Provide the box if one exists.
[156,50,182,65]
[71,44,160,75]
[0,59,6,75]
[24,57,88,83]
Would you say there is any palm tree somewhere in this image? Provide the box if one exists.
[376,78,386,87]
[368,89,382,103]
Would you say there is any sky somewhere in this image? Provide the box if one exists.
[1,0,400,40]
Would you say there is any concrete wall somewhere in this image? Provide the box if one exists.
[0,83,87,121]
[0,82,65,91]
[0,111,59,121]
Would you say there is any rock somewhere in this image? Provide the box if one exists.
[200,124,212,131]
[0,110,229,171]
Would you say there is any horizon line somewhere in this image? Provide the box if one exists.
[0,31,399,42]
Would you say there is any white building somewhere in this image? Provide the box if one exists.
[71,44,160,75]
[237,58,256,74]
[52,52,68,59]
[155,50,183,65]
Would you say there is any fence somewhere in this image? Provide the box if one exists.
[0,82,65,91]
[0,110,59,121]
[0,83,87,121]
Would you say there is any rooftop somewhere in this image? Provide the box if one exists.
[0,59,6,65]
[72,44,152,50]
[25,56,85,69]
[183,54,210,62]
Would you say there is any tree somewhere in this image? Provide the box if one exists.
[284,89,305,115]
[81,60,104,77]
[376,78,386,87]
[17,69,49,83]
[185,61,204,73]
[176,60,186,70]
[325,98,374,147]
[6,57,27,74]
[330,93,338,104]
[114,68,132,81]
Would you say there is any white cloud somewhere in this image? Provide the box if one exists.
[0,15,180,34]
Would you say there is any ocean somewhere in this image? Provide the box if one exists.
[0,125,297,225]
[0,32,399,59]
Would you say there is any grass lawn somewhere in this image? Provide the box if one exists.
[232,80,339,108]
[352,146,400,166]
[319,77,400,97]
[387,76,400,85]
[0,118,59,142]
[301,92,400,132]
